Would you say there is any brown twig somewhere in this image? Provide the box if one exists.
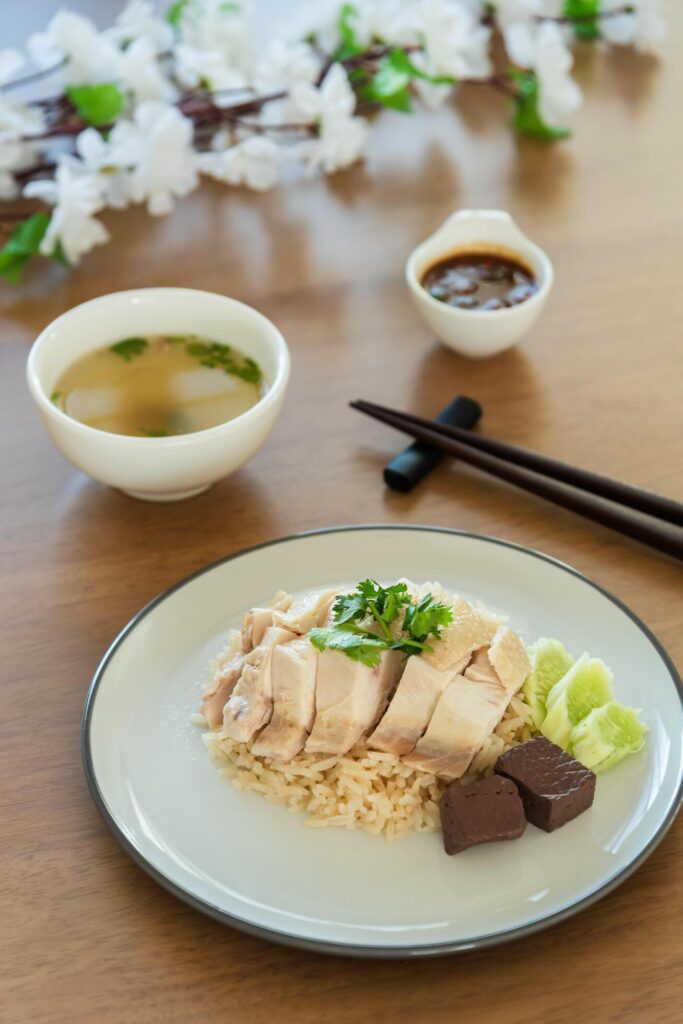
[536,4,635,24]
[0,59,66,93]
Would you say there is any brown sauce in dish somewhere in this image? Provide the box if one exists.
[421,249,538,311]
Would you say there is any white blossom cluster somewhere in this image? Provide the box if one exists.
[0,0,666,269]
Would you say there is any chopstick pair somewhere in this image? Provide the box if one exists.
[350,399,683,562]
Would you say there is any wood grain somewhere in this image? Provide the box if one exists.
[1,3,681,1022]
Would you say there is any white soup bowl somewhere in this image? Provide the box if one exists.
[26,288,290,501]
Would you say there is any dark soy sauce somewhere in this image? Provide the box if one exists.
[421,250,539,311]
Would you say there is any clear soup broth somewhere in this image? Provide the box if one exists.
[52,334,265,437]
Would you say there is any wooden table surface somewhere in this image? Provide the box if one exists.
[1,3,682,1022]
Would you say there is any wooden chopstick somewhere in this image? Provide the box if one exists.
[355,400,683,528]
[350,400,683,562]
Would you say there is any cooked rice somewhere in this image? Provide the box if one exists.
[199,694,536,843]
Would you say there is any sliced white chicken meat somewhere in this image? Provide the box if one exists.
[201,590,292,728]
[222,625,297,741]
[421,595,492,671]
[272,588,337,635]
[243,590,292,649]
[201,630,246,729]
[305,648,405,755]
[251,637,319,760]
[403,626,531,778]
[367,595,490,755]
[366,652,470,756]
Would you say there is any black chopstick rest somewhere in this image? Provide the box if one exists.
[383,396,482,493]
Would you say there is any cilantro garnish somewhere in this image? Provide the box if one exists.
[309,580,453,667]
[185,338,262,384]
[110,337,148,361]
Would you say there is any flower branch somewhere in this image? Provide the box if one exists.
[0,0,665,283]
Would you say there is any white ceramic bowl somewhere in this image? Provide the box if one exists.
[26,288,290,501]
[406,209,554,358]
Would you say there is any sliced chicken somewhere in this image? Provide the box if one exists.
[403,627,531,778]
[421,595,492,671]
[201,591,292,727]
[222,625,296,741]
[305,648,405,755]
[367,594,490,755]
[472,600,509,642]
[273,588,337,635]
[243,590,292,649]
[251,637,319,760]
[366,652,470,756]
[201,630,246,729]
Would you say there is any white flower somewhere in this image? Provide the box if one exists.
[255,39,320,92]
[290,65,368,175]
[74,128,135,209]
[28,11,121,84]
[278,0,342,53]
[534,23,582,126]
[0,138,25,199]
[199,135,280,191]
[111,101,199,215]
[24,157,109,263]
[178,0,252,77]
[106,0,174,51]
[0,54,45,199]
[118,36,177,103]
[348,0,421,49]
[600,0,665,52]
[0,49,25,86]
[175,43,248,99]
[418,0,492,81]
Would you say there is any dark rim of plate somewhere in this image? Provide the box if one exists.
[81,525,683,959]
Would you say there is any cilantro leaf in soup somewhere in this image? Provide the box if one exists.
[110,337,149,361]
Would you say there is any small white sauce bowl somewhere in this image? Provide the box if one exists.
[406,209,554,359]
[26,288,290,501]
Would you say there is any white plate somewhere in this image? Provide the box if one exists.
[83,527,682,957]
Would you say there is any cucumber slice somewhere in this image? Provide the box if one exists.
[523,638,574,729]
[571,702,648,772]
[541,654,613,751]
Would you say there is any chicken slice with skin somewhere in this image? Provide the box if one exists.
[273,588,337,635]
[222,625,297,741]
[222,589,336,743]
[366,652,470,756]
[251,637,318,760]
[201,591,292,728]
[403,626,531,778]
[305,648,406,755]
[367,594,490,755]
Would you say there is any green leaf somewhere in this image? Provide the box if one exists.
[166,0,190,27]
[50,391,62,404]
[186,341,212,356]
[50,239,70,267]
[563,0,600,40]
[335,3,362,61]
[142,428,170,437]
[511,69,570,141]
[110,337,149,361]
[385,48,455,86]
[0,212,50,283]
[308,626,388,668]
[66,83,124,126]
[360,56,413,112]
[402,593,453,643]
